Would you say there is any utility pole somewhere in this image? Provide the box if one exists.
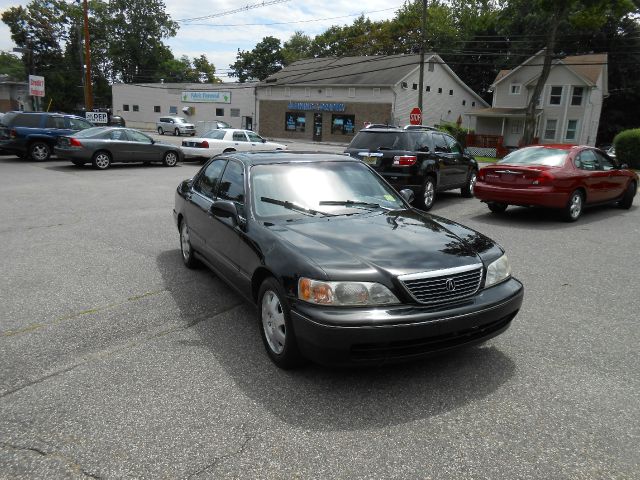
[417,0,427,124]
[82,0,93,110]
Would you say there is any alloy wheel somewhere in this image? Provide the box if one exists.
[569,192,582,220]
[423,180,435,209]
[94,152,111,169]
[180,223,191,261]
[261,290,286,354]
[30,143,50,161]
[164,152,178,167]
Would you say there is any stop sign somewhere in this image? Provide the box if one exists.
[410,107,422,125]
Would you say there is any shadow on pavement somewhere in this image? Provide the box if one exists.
[156,249,516,432]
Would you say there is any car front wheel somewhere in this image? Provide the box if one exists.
[174,128,180,136]
[258,278,304,369]
[29,142,51,161]
[618,181,636,209]
[488,202,508,213]
[163,151,178,167]
[563,190,584,222]
[157,127,164,135]
[179,220,198,268]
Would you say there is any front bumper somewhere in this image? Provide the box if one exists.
[290,277,524,366]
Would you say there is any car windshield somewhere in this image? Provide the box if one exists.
[498,147,568,167]
[73,127,110,138]
[251,161,405,219]
[175,117,187,123]
[202,130,226,140]
[348,131,410,150]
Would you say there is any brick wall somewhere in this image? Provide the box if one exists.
[258,100,392,142]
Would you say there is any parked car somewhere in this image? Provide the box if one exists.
[55,126,183,170]
[156,116,196,136]
[403,125,439,131]
[173,151,524,368]
[181,129,286,162]
[109,115,126,127]
[0,111,94,161]
[607,145,616,159]
[344,127,478,210]
[210,120,231,129]
[473,145,638,221]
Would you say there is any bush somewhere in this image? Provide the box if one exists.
[613,128,640,169]
[438,122,471,147]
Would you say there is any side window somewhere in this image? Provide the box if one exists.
[232,131,248,142]
[575,150,598,171]
[194,159,227,198]
[218,161,245,203]
[246,131,263,142]
[411,132,430,151]
[595,151,614,171]
[109,129,128,141]
[16,114,43,128]
[45,116,65,129]
[127,130,152,143]
[444,135,462,154]
[432,134,449,153]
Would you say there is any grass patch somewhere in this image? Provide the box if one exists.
[474,156,498,164]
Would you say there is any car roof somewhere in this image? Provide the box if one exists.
[520,144,581,151]
[223,151,355,166]
[7,110,87,119]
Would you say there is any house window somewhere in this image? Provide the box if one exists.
[549,86,563,105]
[230,108,240,118]
[326,87,333,97]
[285,112,305,132]
[511,120,523,134]
[510,84,521,95]
[438,88,442,94]
[400,82,408,89]
[331,115,355,135]
[565,119,578,141]
[348,87,356,98]
[571,87,584,106]
[304,87,310,97]
[472,101,476,107]
[215,108,224,116]
[426,86,430,92]
[284,87,290,97]
[449,89,453,96]
[412,83,418,90]
[462,100,466,106]
[123,104,130,111]
[169,106,177,114]
[132,105,139,112]
[544,119,558,140]
[372,88,380,97]
[428,61,434,72]
[154,105,161,113]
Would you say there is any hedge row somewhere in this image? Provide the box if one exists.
[613,128,640,169]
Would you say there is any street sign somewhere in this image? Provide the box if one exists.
[29,75,45,97]
[86,111,108,124]
[410,107,422,125]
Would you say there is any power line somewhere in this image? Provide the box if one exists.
[177,0,291,24]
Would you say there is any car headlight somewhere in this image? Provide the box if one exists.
[485,254,511,288]
[298,278,399,306]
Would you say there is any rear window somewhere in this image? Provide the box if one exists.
[499,147,568,167]
[14,114,43,128]
[1,112,19,126]
[203,130,226,140]
[348,131,410,150]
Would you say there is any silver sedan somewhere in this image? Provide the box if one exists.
[55,127,184,170]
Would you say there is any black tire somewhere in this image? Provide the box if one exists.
[29,141,51,161]
[257,277,304,369]
[488,202,508,213]
[461,169,477,198]
[618,181,636,209]
[157,127,164,135]
[223,148,236,153]
[563,190,584,222]
[163,151,179,167]
[174,128,180,136]
[92,150,111,170]
[179,219,199,269]
[191,133,195,136]
[419,176,436,211]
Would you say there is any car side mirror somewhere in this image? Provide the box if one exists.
[261,138,266,143]
[399,189,415,204]
[209,200,238,225]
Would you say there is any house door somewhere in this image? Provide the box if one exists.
[243,116,253,130]
[313,113,322,141]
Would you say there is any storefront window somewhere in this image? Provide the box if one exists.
[331,115,355,135]
[285,112,306,132]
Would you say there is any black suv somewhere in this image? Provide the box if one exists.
[345,127,478,210]
[0,112,94,161]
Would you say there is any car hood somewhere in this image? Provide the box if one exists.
[269,209,491,278]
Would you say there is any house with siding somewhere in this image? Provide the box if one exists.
[465,51,608,157]
[256,54,488,143]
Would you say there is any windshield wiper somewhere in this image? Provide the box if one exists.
[260,197,335,217]
[319,200,382,210]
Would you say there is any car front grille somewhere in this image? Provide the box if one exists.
[398,264,483,306]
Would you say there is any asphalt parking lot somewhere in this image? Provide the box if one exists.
[1,152,638,479]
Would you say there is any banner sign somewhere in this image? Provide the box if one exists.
[29,75,45,97]
[181,91,231,103]
[287,102,346,112]
[86,111,108,124]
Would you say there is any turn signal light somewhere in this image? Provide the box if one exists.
[69,138,83,147]
[393,155,417,166]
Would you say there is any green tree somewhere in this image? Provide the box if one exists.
[282,31,313,65]
[229,36,284,82]
[0,52,26,80]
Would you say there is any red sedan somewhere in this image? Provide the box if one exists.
[474,145,638,221]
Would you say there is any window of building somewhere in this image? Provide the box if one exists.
[412,83,418,90]
[331,115,355,135]
[285,112,305,132]
[462,100,466,106]
[348,87,356,98]
[472,101,476,107]
[571,87,584,106]
[216,108,224,116]
[305,87,311,97]
[426,86,430,92]
[169,106,177,114]
[510,84,522,95]
[326,87,333,97]
[284,87,290,97]
[511,120,523,134]
[230,108,240,117]
[449,89,453,96]
[428,61,434,72]
[132,105,139,112]
[549,86,563,105]
[401,82,408,89]
[544,119,557,140]
[123,104,130,111]
[438,87,442,94]
[565,119,578,141]
[154,105,161,113]
[372,88,380,97]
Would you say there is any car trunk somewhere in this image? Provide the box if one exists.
[481,165,558,188]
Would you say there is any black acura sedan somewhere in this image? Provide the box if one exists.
[173,152,524,368]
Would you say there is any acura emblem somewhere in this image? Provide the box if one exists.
[445,278,456,291]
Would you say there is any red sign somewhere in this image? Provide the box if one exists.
[409,107,422,125]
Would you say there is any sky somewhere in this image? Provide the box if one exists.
[0,0,403,80]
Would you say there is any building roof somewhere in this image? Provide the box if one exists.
[114,82,257,90]
[465,107,543,117]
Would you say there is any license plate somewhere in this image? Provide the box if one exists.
[363,156,378,165]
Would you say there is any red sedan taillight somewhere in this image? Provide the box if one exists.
[393,155,417,166]
[530,172,554,185]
